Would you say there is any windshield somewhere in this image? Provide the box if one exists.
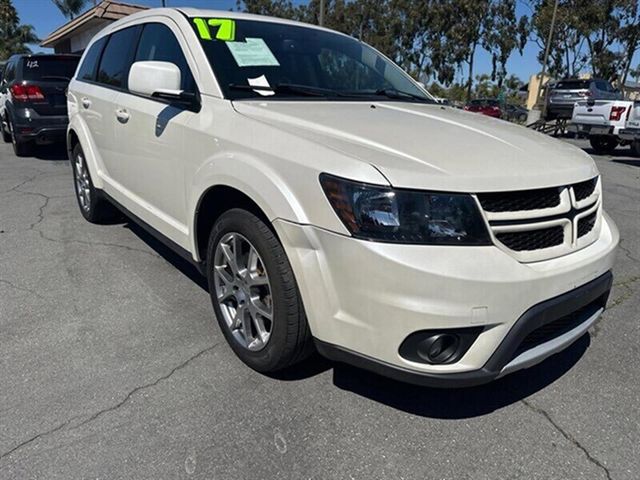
[191,17,433,102]
[22,56,79,82]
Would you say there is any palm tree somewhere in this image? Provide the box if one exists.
[51,0,89,20]
[0,0,39,58]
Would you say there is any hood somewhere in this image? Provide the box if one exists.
[232,100,598,192]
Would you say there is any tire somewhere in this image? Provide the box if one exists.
[589,136,618,155]
[630,140,640,157]
[9,120,32,157]
[2,115,11,143]
[206,208,313,373]
[71,143,118,223]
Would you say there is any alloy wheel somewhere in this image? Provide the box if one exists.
[213,232,273,351]
[74,152,91,212]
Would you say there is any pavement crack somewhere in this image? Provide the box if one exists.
[1,173,43,194]
[522,400,612,480]
[0,345,217,463]
[0,415,80,463]
[0,279,47,300]
[617,241,640,264]
[71,344,218,431]
[607,275,640,310]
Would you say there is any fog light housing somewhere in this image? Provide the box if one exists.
[399,327,483,365]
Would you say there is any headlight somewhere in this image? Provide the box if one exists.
[320,174,491,245]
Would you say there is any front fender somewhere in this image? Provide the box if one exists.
[188,152,313,261]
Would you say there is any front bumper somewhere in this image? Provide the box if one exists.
[274,212,618,386]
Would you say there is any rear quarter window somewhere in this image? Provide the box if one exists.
[22,56,80,82]
[77,37,107,82]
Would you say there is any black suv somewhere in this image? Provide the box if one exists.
[0,54,80,156]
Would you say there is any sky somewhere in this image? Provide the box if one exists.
[13,0,637,85]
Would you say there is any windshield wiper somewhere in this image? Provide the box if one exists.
[229,83,343,97]
[372,88,436,103]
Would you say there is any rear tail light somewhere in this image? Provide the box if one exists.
[610,106,627,121]
[10,84,45,102]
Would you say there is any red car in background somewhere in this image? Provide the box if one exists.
[464,99,502,118]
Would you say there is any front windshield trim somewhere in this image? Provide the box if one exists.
[191,16,436,103]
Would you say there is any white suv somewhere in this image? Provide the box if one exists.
[67,8,618,387]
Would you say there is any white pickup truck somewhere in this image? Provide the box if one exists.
[618,101,640,156]
[571,99,634,154]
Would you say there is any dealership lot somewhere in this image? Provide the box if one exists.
[0,139,638,479]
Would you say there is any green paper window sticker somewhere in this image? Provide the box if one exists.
[193,18,236,41]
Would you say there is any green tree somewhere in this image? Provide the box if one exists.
[482,0,528,88]
[0,0,39,59]
[52,0,89,20]
[530,0,639,82]
[530,0,587,79]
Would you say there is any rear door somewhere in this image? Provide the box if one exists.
[20,55,79,117]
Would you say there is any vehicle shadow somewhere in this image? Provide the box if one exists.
[331,335,589,419]
[119,213,589,416]
[123,221,209,292]
[31,143,69,161]
[612,158,640,167]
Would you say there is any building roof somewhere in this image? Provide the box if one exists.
[40,0,148,48]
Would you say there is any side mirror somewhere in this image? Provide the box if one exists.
[128,61,199,110]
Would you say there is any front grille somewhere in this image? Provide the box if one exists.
[477,187,561,212]
[511,296,606,359]
[573,178,597,201]
[496,226,564,251]
[577,211,597,237]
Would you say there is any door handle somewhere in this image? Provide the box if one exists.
[115,108,130,123]
[81,97,91,109]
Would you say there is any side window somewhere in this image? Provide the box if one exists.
[77,37,107,82]
[96,26,139,89]
[134,23,195,92]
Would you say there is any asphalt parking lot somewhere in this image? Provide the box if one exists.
[0,138,638,480]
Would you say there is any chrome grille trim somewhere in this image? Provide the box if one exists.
[474,177,602,262]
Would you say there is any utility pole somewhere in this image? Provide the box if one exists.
[535,0,559,118]
[319,0,325,26]
[161,0,166,7]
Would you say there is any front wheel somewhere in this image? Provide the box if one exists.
[630,140,640,157]
[589,136,618,155]
[206,209,313,373]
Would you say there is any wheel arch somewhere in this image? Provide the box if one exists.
[193,184,277,263]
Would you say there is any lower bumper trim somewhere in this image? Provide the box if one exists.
[316,270,613,388]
